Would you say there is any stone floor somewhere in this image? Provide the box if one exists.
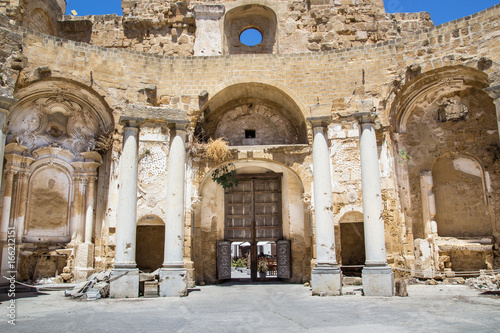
[0,282,499,332]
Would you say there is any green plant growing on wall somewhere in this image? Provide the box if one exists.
[212,163,239,189]
[397,149,411,164]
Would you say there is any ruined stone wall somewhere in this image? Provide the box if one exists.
[1,0,64,36]
[400,88,497,240]
[1,2,499,276]
[282,0,432,52]
[0,14,23,98]
[56,0,433,56]
[60,3,196,55]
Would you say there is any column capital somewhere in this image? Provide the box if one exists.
[484,84,500,101]
[306,116,331,130]
[0,95,18,113]
[353,111,378,125]
[167,119,190,132]
[119,116,145,128]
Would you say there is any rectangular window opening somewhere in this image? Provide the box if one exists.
[245,129,256,138]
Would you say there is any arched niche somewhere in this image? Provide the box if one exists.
[9,79,114,154]
[389,66,490,134]
[387,66,497,240]
[224,4,278,54]
[432,155,491,237]
[19,0,65,37]
[196,82,307,146]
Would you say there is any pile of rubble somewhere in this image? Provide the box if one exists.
[465,273,500,294]
[65,271,110,300]
[64,269,161,300]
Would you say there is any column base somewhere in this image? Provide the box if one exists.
[185,260,195,288]
[311,264,342,296]
[362,266,394,296]
[74,243,95,282]
[110,268,139,298]
[159,266,187,297]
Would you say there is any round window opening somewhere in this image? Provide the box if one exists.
[240,28,263,46]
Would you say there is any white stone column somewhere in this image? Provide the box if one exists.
[70,177,86,244]
[84,177,97,244]
[110,116,144,298]
[0,144,32,284]
[308,116,342,296]
[420,170,438,238]
[484,85,500,144]
[14,171,30,243]
[0,170,16,282]
[160,120,189,297]
[0,171,16,242]
[0,98,16,246]
[74,171,99,281]
[354,112,393,296]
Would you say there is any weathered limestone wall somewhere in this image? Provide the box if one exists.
[282,0,433,52]
[0,14,25,99]
[60,9,196,55]
[0,2,499,280]
[0,0,64,36]
[53,0,433,56]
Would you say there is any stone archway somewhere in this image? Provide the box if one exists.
[389,66,498,276]
[192,160,311,285]
[195,82,308,145]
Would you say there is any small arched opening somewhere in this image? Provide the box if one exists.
[339,211,365,277]
[136,215,165,273]
[224,4,278,54]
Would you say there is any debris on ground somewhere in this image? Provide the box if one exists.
[139,269,160,297]
[465,273,500,294]
[65,271,111,300]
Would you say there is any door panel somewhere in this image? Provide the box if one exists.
[277,240,291,279]
[217,241,232,280]
[222,174,288,281]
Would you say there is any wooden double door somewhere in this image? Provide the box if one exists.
[217,174,291,281]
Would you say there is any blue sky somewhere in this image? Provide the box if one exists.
[64,0,499,26]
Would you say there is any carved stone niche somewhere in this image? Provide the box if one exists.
[8,80,114,155]
[8,94,101,153]
[437,96,469,122]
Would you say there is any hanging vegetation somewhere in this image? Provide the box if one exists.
[211,163,239,189]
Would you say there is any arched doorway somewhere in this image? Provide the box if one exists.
[339,211,365,277]
[136,216,165,272]
[193,160,311,285]
[222,172,283,281]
